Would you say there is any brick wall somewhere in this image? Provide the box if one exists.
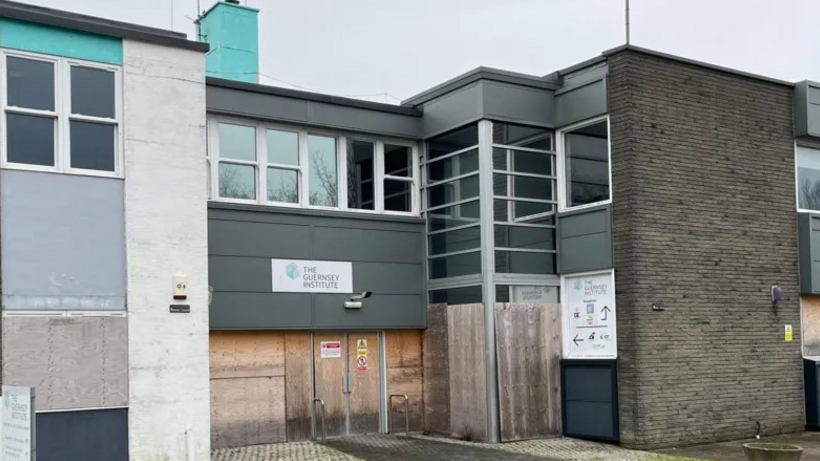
[608,49,802,448]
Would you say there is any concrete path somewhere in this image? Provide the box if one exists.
[212,434,710,461]
[656,431,820,461]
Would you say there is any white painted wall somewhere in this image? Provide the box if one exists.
[122,40,209,461]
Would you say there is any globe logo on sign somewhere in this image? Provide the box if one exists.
[285,262,300,280]
[3,392,9,410]
[574,280,583,291]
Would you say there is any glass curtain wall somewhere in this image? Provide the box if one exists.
[424,121,559,305]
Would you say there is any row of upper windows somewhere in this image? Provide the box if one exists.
[1,49,121,177]
[208,117,419,215]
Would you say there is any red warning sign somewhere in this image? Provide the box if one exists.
[357,355,368,372]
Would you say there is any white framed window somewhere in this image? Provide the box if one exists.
[557,115,611,211]
[0,49,122,177]
[796,144,820,212]
[208,116,420,215]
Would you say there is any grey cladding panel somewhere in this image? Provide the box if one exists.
[313,226,423,264]
[313,294,425,329]
[555,79,607,127]
[1,170,126,310]
[799,213,820,294]
[38,409,128,461]
[421,83,483,138]
[558,206,613,274]
[209,206,426,329]
[795,81,820,139]
[482,81,555,127]
[210,292,312,329]
[3,316,128,410]
[209,219,310,257]
[208,86,421,139]
[210,257,422,295]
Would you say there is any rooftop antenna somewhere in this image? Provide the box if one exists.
[625,0,631,44]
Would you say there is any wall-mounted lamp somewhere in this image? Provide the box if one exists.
[651,303,665,312]
[771,286,783,309]
[344,291,372,309]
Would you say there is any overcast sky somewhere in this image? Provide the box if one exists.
[27,0,820,104]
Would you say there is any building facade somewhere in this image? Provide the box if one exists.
[1,0,820,458]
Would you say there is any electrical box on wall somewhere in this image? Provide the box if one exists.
[173,274,187,300]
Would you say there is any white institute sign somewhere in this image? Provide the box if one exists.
[563,271,617,359]
[2,386,35,461]
[272,259,353,294]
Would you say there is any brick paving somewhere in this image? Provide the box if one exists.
[211,434,711,461]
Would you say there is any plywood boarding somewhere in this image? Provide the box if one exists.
[803,295,820,356]
[2,316,127,410]
[210,376,286,448]
[313,333,346,438]
[284,332,312,442]
[348,333,381,434]
[209,331,287,448]
[386,330,424,432]
[423,304,450,435]
[210,331,285,379]
[495,303,562,441]
[448,303,488,442]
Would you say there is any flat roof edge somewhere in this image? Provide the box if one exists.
[206,77,423,117]
[602,44,794,87]
[401,66,561,107]
[0,0,209,52]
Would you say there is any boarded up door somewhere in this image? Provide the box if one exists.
[495,303,562,441]
[313,334,346,438]
[348,333,381,434]
[210,331,287,449]
[448,303,488,441]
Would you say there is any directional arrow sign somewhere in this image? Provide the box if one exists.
[563,271,617,359]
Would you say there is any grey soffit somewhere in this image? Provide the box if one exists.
[207,77,422,117]
[602,44,794,88]
[0,0,209,52]
[401,66,562,107]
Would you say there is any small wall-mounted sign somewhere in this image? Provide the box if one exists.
[170,304,191,313]
[786,324,793,342]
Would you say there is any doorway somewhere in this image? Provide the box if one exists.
[312,332,382,437]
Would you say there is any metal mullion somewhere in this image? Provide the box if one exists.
[425,171,479,189]
[495,247,556,254]
[491,144,556,155]
[375,140,385,213]
[421,145,478,166]
[426,222,481,236]
[427,248,481,260]
[491,170,557,180]
[424,197,480,213]
[493,195,557,205]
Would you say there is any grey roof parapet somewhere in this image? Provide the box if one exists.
[207,77,423,117]
[401,66,562,107]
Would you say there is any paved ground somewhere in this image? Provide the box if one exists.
[656,431,820,461]
[211,434,707,461]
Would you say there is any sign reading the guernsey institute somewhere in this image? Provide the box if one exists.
[272,259,353,294]
[2,385,35,461]
[562,270,617,360]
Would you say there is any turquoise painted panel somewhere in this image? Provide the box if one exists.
[0,18,122,65]
[199,2,257,83]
